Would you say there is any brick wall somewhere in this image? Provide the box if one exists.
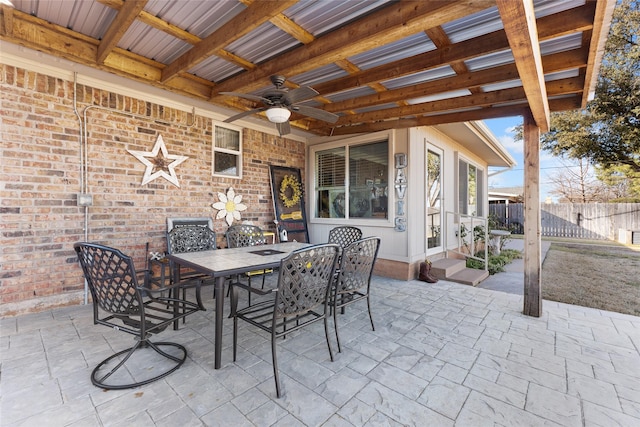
[0,64,306,316]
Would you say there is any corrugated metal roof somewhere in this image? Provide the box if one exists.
[442,6,503,44]
[349,33,435,70]
[285,0,391,37]
[226,22,300,65]
[189,56,242,82]
[120,23,191,64]
[382,66,457,90]
[146,0,246,38]
[533,0,585,19]
[540,33,583,55]
[4,0,613,137]
[290,64,349,87]
[407,89,472,105]
[325,86,377,103]
[13,0,115,39]
[465,50,515,72]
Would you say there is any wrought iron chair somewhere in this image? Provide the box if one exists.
[231,243,340,398]
[167,216,214,231]
[74,242,202,390]
[166,225,218,303]
[225,224,272,305]
[330,237,380,352]
[328,226,364,314]
[328,226,363,248]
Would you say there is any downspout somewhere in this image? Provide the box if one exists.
[72,70,198,303]
[72,72,90,304]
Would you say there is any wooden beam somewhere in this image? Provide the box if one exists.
[1,5,13,37]
[98,0,200,44]
[97,0,147,64]
[522,110,542,317]
[319,94,581,135]
[161,0,297,83]
[311,3,594,97]
[321,105,529,136]
[323,48,587,114]
[99,0,257,71]
[497,0,549,132]
[211,0,495,97]
[322,76,581,128]
[582,0,615,107]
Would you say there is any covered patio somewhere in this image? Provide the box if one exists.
[2,278,639,426]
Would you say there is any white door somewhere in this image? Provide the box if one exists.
[426,144,443,255]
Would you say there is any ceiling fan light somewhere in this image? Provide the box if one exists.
[266,107,291,123]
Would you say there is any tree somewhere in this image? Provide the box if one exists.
[595,164,640,201]
[546,158,612,202]
[517,0,640,200]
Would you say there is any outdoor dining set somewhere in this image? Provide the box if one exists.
[73,221,380,398]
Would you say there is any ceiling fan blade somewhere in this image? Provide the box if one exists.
[220,92,270,104]
[276,121,291,136]
[283,86,318,104]
[293,105,339,123]
[224,107,266,123]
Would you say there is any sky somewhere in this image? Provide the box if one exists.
[484,117,567,203]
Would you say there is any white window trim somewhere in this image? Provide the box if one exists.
[309,130,395,227]
[212,121,243,179]
[455,153,486,218]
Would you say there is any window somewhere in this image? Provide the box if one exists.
[314,139,389,219]
[458,158,484,217]
[212,122,242,178]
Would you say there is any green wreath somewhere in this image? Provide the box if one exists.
[280,174,302,208]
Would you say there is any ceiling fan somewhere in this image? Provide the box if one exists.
[221,75,339,136]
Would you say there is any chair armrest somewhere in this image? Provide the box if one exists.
[229,280,275,296]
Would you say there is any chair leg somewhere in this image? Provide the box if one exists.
[229,285,239,319]
[367,294,375,331]
[246,275,253,306]
[323,315,334,361]
[233,311,238,362]
[333,301,342,353]
[92,339,187,390]
[271,332,281,398]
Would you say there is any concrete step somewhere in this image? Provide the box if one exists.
[447,268,489,286]
[430,258,489,287]
[430,258,466,279]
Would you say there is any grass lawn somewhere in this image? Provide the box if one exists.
[541,240,640,317]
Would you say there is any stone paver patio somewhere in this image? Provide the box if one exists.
[2,277,639,426]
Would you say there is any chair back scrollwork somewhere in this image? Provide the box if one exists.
[167,225,217,254]
[226,224,266,248]
[328,226,363,248]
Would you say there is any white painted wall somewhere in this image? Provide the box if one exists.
[307,126,491,267]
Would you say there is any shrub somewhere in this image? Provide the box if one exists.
[466,249,522,275]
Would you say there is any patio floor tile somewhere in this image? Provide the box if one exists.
[1,276,639,426]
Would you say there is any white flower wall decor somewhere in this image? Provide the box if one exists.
[212,187,247,226]
[127,134,188,187]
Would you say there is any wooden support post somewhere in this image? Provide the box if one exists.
[523,110,542,317]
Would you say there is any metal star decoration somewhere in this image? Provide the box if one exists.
[127,134,188,187]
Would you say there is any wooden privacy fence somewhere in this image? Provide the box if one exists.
[489,203,640,241]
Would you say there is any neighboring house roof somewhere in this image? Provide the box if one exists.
[489,186,524,202]
[0,0,614,137]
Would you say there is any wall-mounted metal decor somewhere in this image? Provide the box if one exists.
[212,187,247,226]
[394,153,407,231]
[127,134,188,187]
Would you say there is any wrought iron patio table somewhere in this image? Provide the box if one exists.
[166,241,309,369]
